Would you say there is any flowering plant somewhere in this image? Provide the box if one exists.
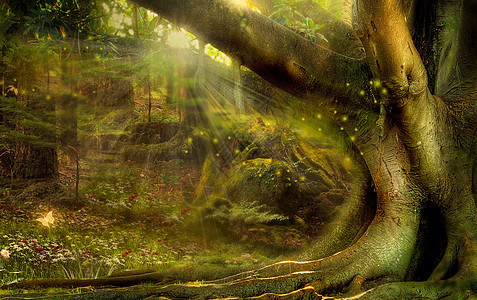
[0,249,8,270]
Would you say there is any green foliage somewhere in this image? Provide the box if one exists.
[269,0,327,43]
[206,199,288,225]
[0,96,56,147]
[24,0,94,40]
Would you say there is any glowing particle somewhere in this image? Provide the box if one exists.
[333,110,337,114]
[382,88,388,95]
[374,99,378,104]
[302,117,305,121]
[228,136,231,140]
[243,162,246,165]
[100,47,103,51]
[369,80,373,85]
[300,176,306,181]
[318,128,322,132]
[342,116,348,122]
[359,90,365,96]
[246,147,249,151]
[185,150,188,154]
[73,93,77,97]
[374,80,381,88]
[276,171,281,176]
[235,149,240,154]
[213,138,218,143]
[13,78,16,82]
[355,128,358,131]
[32,88,35,92]
[86,46,89,50]
[350,136,355,141]
[216,153,220,157]
[360,152,364,156]
[295,180,298,183]
[287,169,290,173]
[200,132,204,135]
[317,114,322,120]
[340,127,344,130]
[46,95,51,100]
[258,174,262,177]
[187,137,193,143]
[346,82,350,86]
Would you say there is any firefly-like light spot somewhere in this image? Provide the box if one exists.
[342,116,348,122]
[359,90,366,96]
[213,138,218,143]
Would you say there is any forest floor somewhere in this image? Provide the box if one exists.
[0,151,280,298]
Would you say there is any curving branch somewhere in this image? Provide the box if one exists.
[133,0,374,116]
[354,0,428,100]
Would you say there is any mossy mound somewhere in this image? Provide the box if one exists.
[223,158,299,216]
[122,126,207,163]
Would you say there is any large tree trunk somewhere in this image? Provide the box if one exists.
[7,0,477,298]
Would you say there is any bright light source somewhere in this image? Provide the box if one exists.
[167,31,189,49]
[229,0,247,8]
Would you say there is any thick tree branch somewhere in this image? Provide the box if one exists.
[133,0,373,115]
[353,0,428,101]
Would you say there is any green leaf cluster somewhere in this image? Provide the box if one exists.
[269,0,327,43]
